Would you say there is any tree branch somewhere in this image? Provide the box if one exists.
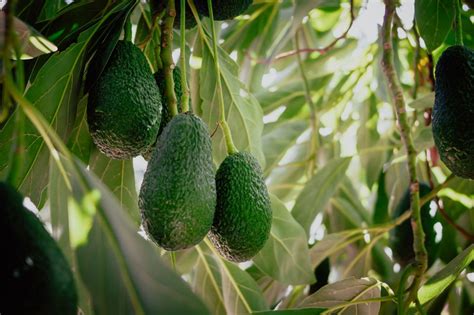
[381,0,426,310]
[161,0,178,117]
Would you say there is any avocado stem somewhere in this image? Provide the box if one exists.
[206,0,238,155]
[124,15,133,42]
[454,0,464,46]
[180,0,190,113]
[161,0,179,117]
[381,0,427,311]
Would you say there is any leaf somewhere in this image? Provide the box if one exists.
[292,157,351,234]
[200,34,265,167]
[253,195,315,285]
[63,157,210,315]
[194,245,227,315]
[299,277,382,315]
[408,92,435,109]
[67,95,92,163]
[415,0,456,52]
[220,259,268,315]
[253,309,325,315]
[262,120,308,176]
[89,147,140,225]
[417,244,474,306]
[310,230,364,268]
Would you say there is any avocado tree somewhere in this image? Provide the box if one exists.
[0,0,473,314]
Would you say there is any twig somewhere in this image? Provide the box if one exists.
[381,0,426,310]
[161,0,178,117]
[453,0,464,46]
[179,0,190,112]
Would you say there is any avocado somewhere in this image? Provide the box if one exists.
[0,182,77,315]
[139,112,216,250]
[88,40,162,159]
[195,0,252,20]
[432,45,474,179]
[142,67,183,161]
[389,182,440,268]
[209,152,272,262]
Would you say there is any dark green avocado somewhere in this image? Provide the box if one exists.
[195,0,252,20]
[139,112,216,250]
[389,182,440,268]
[0,182,77,315]
[209,151,272,262]
[88,40,162,159]
[432,45,474,179]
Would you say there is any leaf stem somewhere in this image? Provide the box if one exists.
[124,15,133,42]
[206,0,238,155]
[454,0,464,46]
[381,0,426,309]
[161,0,179,117]
[180,0,190,112]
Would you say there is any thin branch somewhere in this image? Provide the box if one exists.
[161,0,178,117]
[381,0,426,311]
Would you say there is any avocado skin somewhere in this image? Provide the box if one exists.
[389,183,440,268]
[195,0,252,20]
[209,152,272,262]
[432,45,474,179]
[88,40,162,159]
[139,112,216,250]
[0,182,77,315]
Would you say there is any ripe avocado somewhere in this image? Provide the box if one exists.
[195,0,252,20]
[432,45,474,179]
[209,152,272,262]
[389,182,440,268]
[88,40,162,159]
[0,182,77,315]
[139,112,216,250]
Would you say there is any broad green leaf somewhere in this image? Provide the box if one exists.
[298,277,382,315]
[415,0,456,52]
[262,120,307,176]
[310,230,364,268]
[417,244,474,306]
[253,195,315,285]
[194,245,227,315]
[218,255,268,315]
[67,95,92,163]
[408,92,434,109]
[64,157,210,315]
[89,147,139,225]
[200,37,265,167]
[292,157,352,234]
[253,309,325,315]
[162,248,199,275]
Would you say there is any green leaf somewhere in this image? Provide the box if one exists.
[65,157,210,315]
[417,244,474,306]
[408,92,435,109]
[200,35,265,167]
[415,0,456,52]
[292,157,352,234]
[89,147,140,225]
[262,120,308,176]
[310,230,364,268]
[67,95,92,163]
[298,277,382,315]
[220,260,268,315]
[194,245,227,315]
[253,195,315,285]
[253,309,325,315]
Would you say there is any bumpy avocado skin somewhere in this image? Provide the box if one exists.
[88,40,162,159]
[209,152,272,262]
[432,45,474,179]
[139,113,216,250]
[195,0,252,20]
[0,182,77,315]
[389,183,440,268]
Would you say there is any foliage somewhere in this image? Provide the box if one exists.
[0,0,473,314]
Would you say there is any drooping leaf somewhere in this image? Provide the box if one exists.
[253,195,315,285]
[292,157,351,234]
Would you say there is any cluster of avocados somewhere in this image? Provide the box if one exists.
[0,182,77,314]
[87,1,271,262]
[432,45,474,180]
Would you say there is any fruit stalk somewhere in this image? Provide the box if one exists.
[161,0,179,117]
[180,0,190,112]
[381,0,427,310]
[206,0,238,155]
[454,0,464,46]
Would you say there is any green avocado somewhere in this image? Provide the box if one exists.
[195,0,252,20]
[0,182,77,315]
[432,45,474,179]
[139,112,216,250]
[389,182,440,268]
[88,40,162,159]
[209,152,272,262]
